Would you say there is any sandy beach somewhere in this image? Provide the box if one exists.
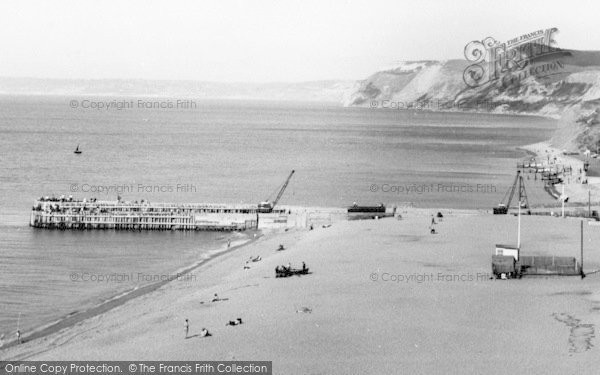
[522,142,600,206]
[3,209,600,374]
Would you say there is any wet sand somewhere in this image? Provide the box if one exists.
[3,210,600,374]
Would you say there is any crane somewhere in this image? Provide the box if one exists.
[493,171,529,214]
[258,170,295,213]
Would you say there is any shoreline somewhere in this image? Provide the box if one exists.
[2,137,596,353]
[0,231,260,352]
[521,141,600,207]
[2,210,599,373]
[0,138,583,351]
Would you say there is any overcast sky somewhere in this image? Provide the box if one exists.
[0,0,598,82]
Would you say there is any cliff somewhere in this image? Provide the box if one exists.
[345,50,600,151]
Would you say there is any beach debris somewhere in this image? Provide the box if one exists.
[277,244,285,251]
[296,307,312,314]
[553,313,595,353]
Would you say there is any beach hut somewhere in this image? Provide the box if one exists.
[586,163,600,185]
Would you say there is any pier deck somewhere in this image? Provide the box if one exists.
[30,199,287,231]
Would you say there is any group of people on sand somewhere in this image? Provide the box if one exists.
[275,261,308,275]
[184,292,246,339]
[244,255,262,269]
[184,319,211,339]
[226,318,243,326]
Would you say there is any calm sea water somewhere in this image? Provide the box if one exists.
[0,95,556,343]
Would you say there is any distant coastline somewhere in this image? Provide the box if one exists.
[0,77,354,103]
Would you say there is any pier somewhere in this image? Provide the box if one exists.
[30,198,288,231]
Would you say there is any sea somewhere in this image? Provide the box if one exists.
[0,95,557,345]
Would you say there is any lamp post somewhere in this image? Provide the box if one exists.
[581,220,586,279]
[517,200,521,249]
[562,183,565,218]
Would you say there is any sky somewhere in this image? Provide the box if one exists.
[0,0,599,82]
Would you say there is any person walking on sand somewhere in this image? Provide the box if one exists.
[16,330,21,344]
[184,319,189,339]
[227,239,231,248]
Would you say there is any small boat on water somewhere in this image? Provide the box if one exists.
[74,145,82,154]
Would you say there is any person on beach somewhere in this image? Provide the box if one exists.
[302,262,307,272]
[212,293,220,302]
[184,319,189,339]
[226,318,243,326]
[227,239,231,248]
[200,328,211,337]
[16,330,21,344]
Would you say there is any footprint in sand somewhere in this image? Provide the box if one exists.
[553,313,595,353]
